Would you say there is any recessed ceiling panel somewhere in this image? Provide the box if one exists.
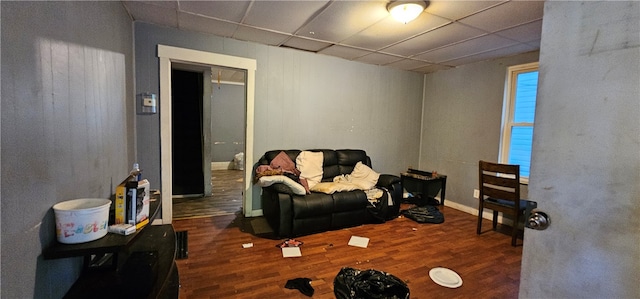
[178,12,238,38]
[244,0,330,34]
[318,45,372,60]
[458,1,544,32]
[385,58,433,71]
[415,34,518,63]
[233,26,290,46]
[353,52,403,66]
[282,37,332,52]
[443,43,538,66]
[426,0,504,20]
[383,22,486,56]
[124,1,178,27]
[494,20,543,43]
[341,13,452,50]
[297,0,389,42]
[178,1,250,23]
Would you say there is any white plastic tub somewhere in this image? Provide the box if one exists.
[53,198,112,244]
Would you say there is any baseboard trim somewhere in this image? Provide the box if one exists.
[443,199,512,226]
[211,162,233,170]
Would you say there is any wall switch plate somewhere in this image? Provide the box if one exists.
[473,189,480,198]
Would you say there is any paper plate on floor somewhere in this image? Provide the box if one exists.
[429,267,462,288]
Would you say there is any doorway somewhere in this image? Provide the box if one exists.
[171,69,205,197]
[158,45,257,223]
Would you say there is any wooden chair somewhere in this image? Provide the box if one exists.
[477,160,530,246]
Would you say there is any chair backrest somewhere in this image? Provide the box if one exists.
[479,160,521,206]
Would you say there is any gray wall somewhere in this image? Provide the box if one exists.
[134,22,424,210]
[1,2,134,298]
[211,83,245,162]
[521,1,640,298]
[421,51,539,209]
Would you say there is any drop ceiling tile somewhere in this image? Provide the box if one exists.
[282,37,333,52]
[233,26,290,46]
[413,64,454,73]
[341,13,451,50]
[123,1,178,27]
[318,45,372,60]
[458,1,544,32]
[131,1,178,9]
[353,52,403,65]
[443,43,538,66]
[297,0,388,42]
[385,58,433,71]
[244,0,330,34]
[178,1,250,23]
[178,12,238,37]
[426,0,505,20]
[414,34,518,63]
[384,22,486,56]
[494,20,543,43]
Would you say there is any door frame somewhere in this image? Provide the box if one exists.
[158,45,256,223]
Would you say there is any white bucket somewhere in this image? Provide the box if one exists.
[53,198,111,244]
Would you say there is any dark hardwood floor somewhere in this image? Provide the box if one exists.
[172,201,523,298]
[172,169,244,219]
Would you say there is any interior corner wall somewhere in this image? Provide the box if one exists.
[1,2,134,298]
[520,2,640,298]
[133,22,424,212]
[420,51,539,210]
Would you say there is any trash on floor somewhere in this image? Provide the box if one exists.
[276,238,304,248]
[429,267,462,288]
[348,236,369,248]
[242,242,253,248]
[334,267,409,299]
[282,247,302,258]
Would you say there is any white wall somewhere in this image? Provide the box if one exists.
[1,2,134,297]
[211,83,245,162]
[134,22,425,212]
[520,2,640,297]
[421,51,538,209]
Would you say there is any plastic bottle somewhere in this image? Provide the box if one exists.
[130,163,141,181]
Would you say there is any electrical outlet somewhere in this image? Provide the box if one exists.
[473,189,480,198]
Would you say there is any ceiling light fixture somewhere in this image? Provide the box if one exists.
[388,1,426,24]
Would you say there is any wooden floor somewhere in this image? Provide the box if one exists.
[172,203,523,298]
[172,169,244,219]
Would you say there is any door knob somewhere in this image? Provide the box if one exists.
[527,211,550,230]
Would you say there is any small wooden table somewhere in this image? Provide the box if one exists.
[401,168,447,206]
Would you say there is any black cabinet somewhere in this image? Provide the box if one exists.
[43,199,179,298]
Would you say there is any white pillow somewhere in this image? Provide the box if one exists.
[310,181,359,194]
[257,175,306,195]
[349,161,380,190]
[296,151,324,189]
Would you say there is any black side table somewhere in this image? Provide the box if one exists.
[401,168,447,206]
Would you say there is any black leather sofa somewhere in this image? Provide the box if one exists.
[258,149,402,237]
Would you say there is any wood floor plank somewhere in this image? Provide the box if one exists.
[172,170,522,298]
[172,205,523,298]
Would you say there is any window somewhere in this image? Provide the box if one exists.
[500,62,539,183]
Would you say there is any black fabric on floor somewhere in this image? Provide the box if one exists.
[402,206,445,224]
[285,277,314,297]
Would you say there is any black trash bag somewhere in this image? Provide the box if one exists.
[402,205,444,224]
[334,267,410,299]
